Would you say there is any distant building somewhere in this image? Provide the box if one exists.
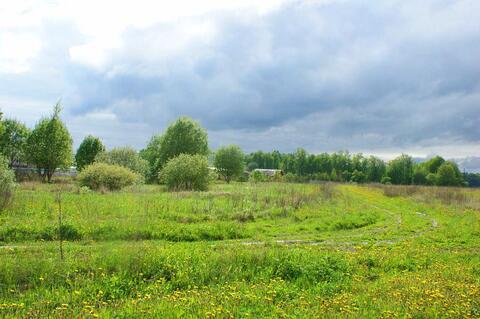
[253,169,284,177]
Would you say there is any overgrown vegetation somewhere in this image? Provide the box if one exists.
[0,182,479,318]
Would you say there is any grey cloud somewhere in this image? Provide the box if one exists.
[1,0,480,156]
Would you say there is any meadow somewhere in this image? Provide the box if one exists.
[0,182,479,318]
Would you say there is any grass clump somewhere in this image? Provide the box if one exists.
[77,163,139,191]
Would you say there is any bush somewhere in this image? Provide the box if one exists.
[380,176,392,184]
[95,147,148,179]
[160,154,210,191]
[77,163,139,191]
[249,171,267,183]
[0,156,15,210]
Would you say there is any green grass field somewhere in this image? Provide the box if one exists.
[1,182,479,318]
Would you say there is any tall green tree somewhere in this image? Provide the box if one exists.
[26,102,73,183]
[0,119,30,167]
[412,165,428,185]
[140,134,163,182]
[75,135,105,171]
[366,156,386,182]
[423,156,445,174]
[386,154,414,185]
[145,117,208,182]
[294,148,308,176]
[436,161,463,186]
[214,145,245,183]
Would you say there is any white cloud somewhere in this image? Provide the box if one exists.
[1,0,291,71]
[0,32,41,73]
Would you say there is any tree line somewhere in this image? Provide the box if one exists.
[0,104,478,188]
[245,150,468,187]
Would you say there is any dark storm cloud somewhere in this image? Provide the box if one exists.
[1,0,479,157]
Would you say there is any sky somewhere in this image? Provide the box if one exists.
[0,0,479,168]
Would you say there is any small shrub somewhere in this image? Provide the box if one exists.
[249,171,267,183]
[77,163,139,191]
[159,154,210,191]
[0,156,16,211]
[381,176,392,184]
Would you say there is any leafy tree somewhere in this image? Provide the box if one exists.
[140,134,163,183]
[214,145,245,183]
[26,102,73,183]
[145,117,208,182]
[75,135,105,171]
[294,148,308,176]
[96,147,148,178]
[436,161,463,186]
[381,176,392,184]
[464,172,480,187]
[423,156,445,174]
[160,154,210,191]
[386,154,414,185]
[426,173,437,186]
[0,119,30,167]
[317,153,332,175]
[351,169,367,183]
[412,166,428,185]
[247,161,259,171]
[366,156,386,182]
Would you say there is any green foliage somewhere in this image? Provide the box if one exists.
[140,134,163,182]
[284,172,297,183]
[25,102,73,182]
[249,170,267,183]
[75,135,105,171]
[214,145,245,182]
[423,156,445,174]
[247,161,259,171]
[0,118,30,166]
[426,173,437,186]
[351,170,367,183]
[464,172,480,187]
[294,148,308,176]
[143,117,209,182]
[77,163,139,191]
[96,147,148,178]
[0,156,15,211]
[412,166,428,185]
[1,183,479,317]
[366,156,386,182]
[160,154,210,191]
[436,161,463,186]
[386,154,414,185]
[381,176,392,184]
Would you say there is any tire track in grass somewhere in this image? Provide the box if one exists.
[239,186,439,250]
